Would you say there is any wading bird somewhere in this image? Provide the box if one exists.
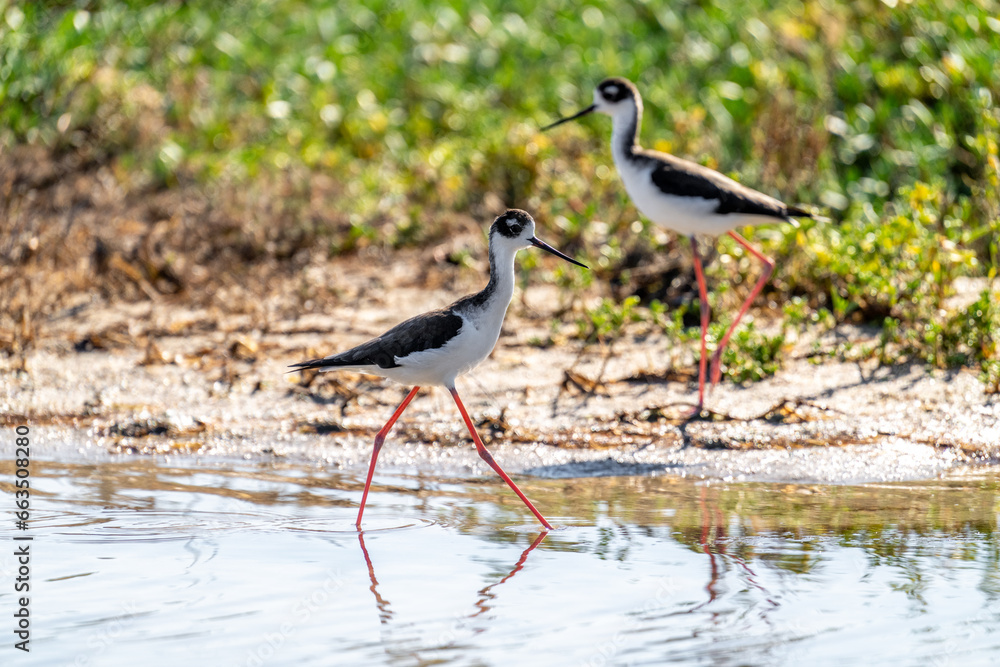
[290,209,587,529]
[544,77,812,411]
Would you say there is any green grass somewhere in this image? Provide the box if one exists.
[2,0,998,382]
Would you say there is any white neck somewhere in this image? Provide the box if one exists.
[457,238,519,336]
[609,99,641,168]
[483,242,518,320]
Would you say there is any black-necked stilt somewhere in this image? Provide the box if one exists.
[290,209,587,529]
[544,77,813,411]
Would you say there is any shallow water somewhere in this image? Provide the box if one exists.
[3,457,1000,666]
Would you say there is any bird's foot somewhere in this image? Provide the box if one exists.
[683,403,737,423]
[685,399,721,421]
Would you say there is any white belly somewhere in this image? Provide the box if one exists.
[616,159,773,236]
[327,313,499,388]
[392,316,498,386]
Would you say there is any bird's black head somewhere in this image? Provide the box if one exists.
[596,77,636,104]
[542,76,640,131]
[491,209,533,240]
[487,208,588,268]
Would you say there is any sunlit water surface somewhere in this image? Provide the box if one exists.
[2,458,999,666]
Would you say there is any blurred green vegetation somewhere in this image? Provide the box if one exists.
[1,0,998,384]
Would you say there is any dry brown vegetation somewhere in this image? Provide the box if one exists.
[1,145,407,358]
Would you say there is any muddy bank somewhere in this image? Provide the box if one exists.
[4,146,998,483]
[3,278,997,483]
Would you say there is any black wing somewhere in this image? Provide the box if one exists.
[290,308,463,371]
[649,154,808,220]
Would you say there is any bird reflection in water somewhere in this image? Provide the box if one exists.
[697,486,778,611]
[357,530,549,626]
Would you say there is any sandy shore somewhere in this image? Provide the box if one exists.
[5,274,997,484]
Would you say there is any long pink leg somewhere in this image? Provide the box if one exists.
[356,386,420,528]
[709,231,775,387]
[449,387,554,530]
[690,236,710,411]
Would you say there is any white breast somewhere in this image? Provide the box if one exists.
[388,313,499,387]
[615,158,769,236]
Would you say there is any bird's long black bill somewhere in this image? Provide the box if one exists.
[540,104,597,131]
[530,237,588,268]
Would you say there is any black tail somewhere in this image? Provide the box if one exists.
[786,205,814,219]
[287,357,340,373]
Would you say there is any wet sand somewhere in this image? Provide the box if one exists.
[5,266,998,483]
